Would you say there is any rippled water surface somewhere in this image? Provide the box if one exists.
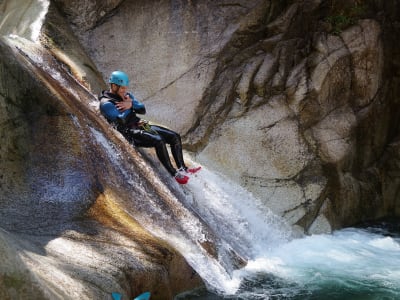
[177,220,400,300]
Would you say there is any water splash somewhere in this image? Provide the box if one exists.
[183,160,292,254]
[264,228,400,285]
[176,156,400,298]
[177,155,293,293]
[221,227,400,299]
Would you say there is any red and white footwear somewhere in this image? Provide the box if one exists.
[186,166,201,174]
[175,172,189,184]
[180,166,201,174]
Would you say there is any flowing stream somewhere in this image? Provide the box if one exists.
[88,122,400,299]
[176,160,400,299]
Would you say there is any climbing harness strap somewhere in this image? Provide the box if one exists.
[139,121,158,135]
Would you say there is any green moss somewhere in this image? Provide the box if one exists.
[3,274,25,289]
[325,2,367,35]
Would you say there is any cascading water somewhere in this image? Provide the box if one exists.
[175,158,400,299]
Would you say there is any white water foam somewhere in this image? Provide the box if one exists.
[228,227,400,297]
[185,165,291,252]
[179,155,293,293]
[179,155,400,296]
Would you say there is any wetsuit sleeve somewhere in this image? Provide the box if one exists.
[127,92,146,115]
[100,101,131,124]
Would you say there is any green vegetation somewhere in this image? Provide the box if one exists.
[3,274,25,289]
[325,1,367,35]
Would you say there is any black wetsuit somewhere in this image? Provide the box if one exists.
[99,90,187,176]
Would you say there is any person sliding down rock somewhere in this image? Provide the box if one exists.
[99,70,200,184]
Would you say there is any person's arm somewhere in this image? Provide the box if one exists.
[100,101,131,124]
[127,92,146,114]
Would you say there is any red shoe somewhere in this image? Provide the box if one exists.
[175,172,189,184]
[184,166,202,174]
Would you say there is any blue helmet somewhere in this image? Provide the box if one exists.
[109,70,129,86]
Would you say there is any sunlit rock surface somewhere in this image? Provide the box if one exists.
[0,2,204,298]
[62,0,400,233]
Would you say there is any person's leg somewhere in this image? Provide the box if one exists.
[150,125,187,170]
[126,129,177,176]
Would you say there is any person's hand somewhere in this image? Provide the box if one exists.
[115,95,133,112]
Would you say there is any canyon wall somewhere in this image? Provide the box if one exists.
[56,0,400,233]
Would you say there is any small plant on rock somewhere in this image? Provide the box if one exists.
[325,1,367,35]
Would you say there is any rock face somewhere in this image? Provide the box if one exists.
[59,0,400,233]
[0,2,204,297]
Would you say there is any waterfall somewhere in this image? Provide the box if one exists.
[167,155,294,293]
[90,128,294,293]
[174,163,400,298]
[0,0,50,42]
